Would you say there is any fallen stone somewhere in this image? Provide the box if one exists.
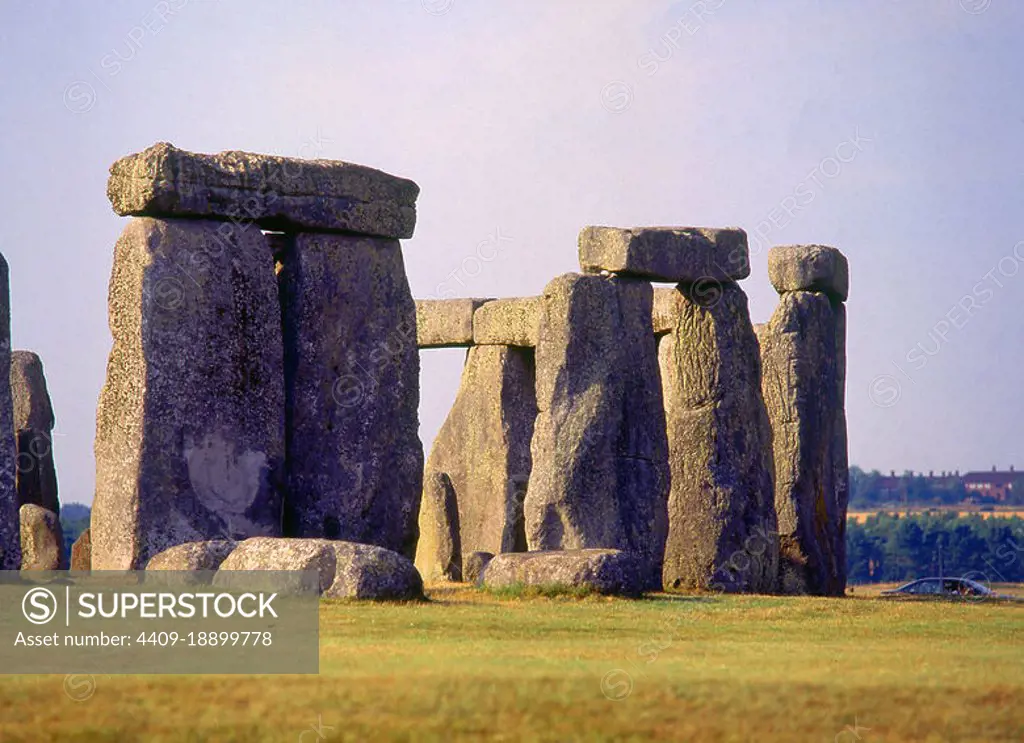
[107,142,419,239]
[658,283,779,593]
[421,345,536,563]
[70,528,91,571]
[759,290,845,596]
[524,274,669,588]
[482,550,645,596]
[414,472,462,582]
[416,298,489,348]
[578,226,750,283]
[19,503,64,570]
[0,254,18,570]
[146,540,236,571]
[768,245,849,301]
[217,537,424,600]
[472,297,541,346]
[463,551,494,585]
[278,232,423,559]
[92,217,286,570]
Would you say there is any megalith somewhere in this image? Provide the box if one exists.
[11,351,59,514]
[70,527,91,571]
[415,471,462,582]
[760,245,849,596]
[277,232,423,559]
[0,254,18,570]
[524,270,669,585]
[418,343,536,576]
[658,282,778,593]
[92,217,286,569]
[20,503,64,570]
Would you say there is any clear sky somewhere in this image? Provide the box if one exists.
[1,0,1021,505]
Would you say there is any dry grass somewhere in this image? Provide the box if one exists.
[0,586,1021,742]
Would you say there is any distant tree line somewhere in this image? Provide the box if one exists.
[847,513,1024,584]
[849,466,1024,508]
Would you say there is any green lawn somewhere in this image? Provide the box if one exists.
[1,586,1021,742]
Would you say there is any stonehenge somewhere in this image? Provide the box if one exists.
[759,245,850,595]
[0,141,851,602]
[92,143,423,570]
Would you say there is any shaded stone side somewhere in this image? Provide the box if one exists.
[832,303,849,591]
[659,283,778,593]
[14,428,59,515]
[0,254,20,570]
[92,217,286,570]
[278,232,423,559]
[759,291,844,595]
[524,273,669,586]
[419,345,536,573]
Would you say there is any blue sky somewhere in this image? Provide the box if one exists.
[0,0,1021,505]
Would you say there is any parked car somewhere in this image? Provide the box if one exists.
[880,577,1020,601]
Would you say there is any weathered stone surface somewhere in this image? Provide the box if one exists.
[658,283,778,593]
[578,226,750,283]
[92,217,285,570]
[768,245,849,302]
[416,298,489,348]
[414,472,462,582]
[218,537,424,600]
[463,551,494,585]
[146,540,236,571]
[759,291,845,596]
[0,254,19,570]
[525,274,669,587]
[11,351,59,514]
[831,304,849,590]
[482,550,645,596]
[19,504,64,570]
[652,287,679,334]
[108,142,419,239]
[70,528,91,571]
[472,297,541,347]
[278,232,422,559]
[421,345,536,566]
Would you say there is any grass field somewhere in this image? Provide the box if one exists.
[1,586,1021,742]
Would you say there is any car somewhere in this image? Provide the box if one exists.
[880,577,1020,601]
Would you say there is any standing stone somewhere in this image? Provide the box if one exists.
[414,472,462,582]
[659,282,778,593]
[20,503,64,570]
[92,217,285,570]
[759,291,844,595]
[0,254,17,570]
[11,351,59,514]
[420,345,536,570]
[277,232,423,559]
[524,273,669,586]
[70,528,91,571]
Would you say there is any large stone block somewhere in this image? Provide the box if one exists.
[524,274,669,587]
[759,291,845,595]
[768,245,849,301]
[278,232,423,559]
[418,345,536,575]
[70,528,91,571]
[11,351,59,514]
[578,226,750,283]
[146,540,236,571]
[108,142,419,239]
[92,217,286,570]
[472,297,541,346]
[0,254,18,570]
[19,503,64,570]
[414,472,462,582]
[218,537,424,600]
[415,298,489,348]
[658,283,779,593]
[482,549,645,597]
